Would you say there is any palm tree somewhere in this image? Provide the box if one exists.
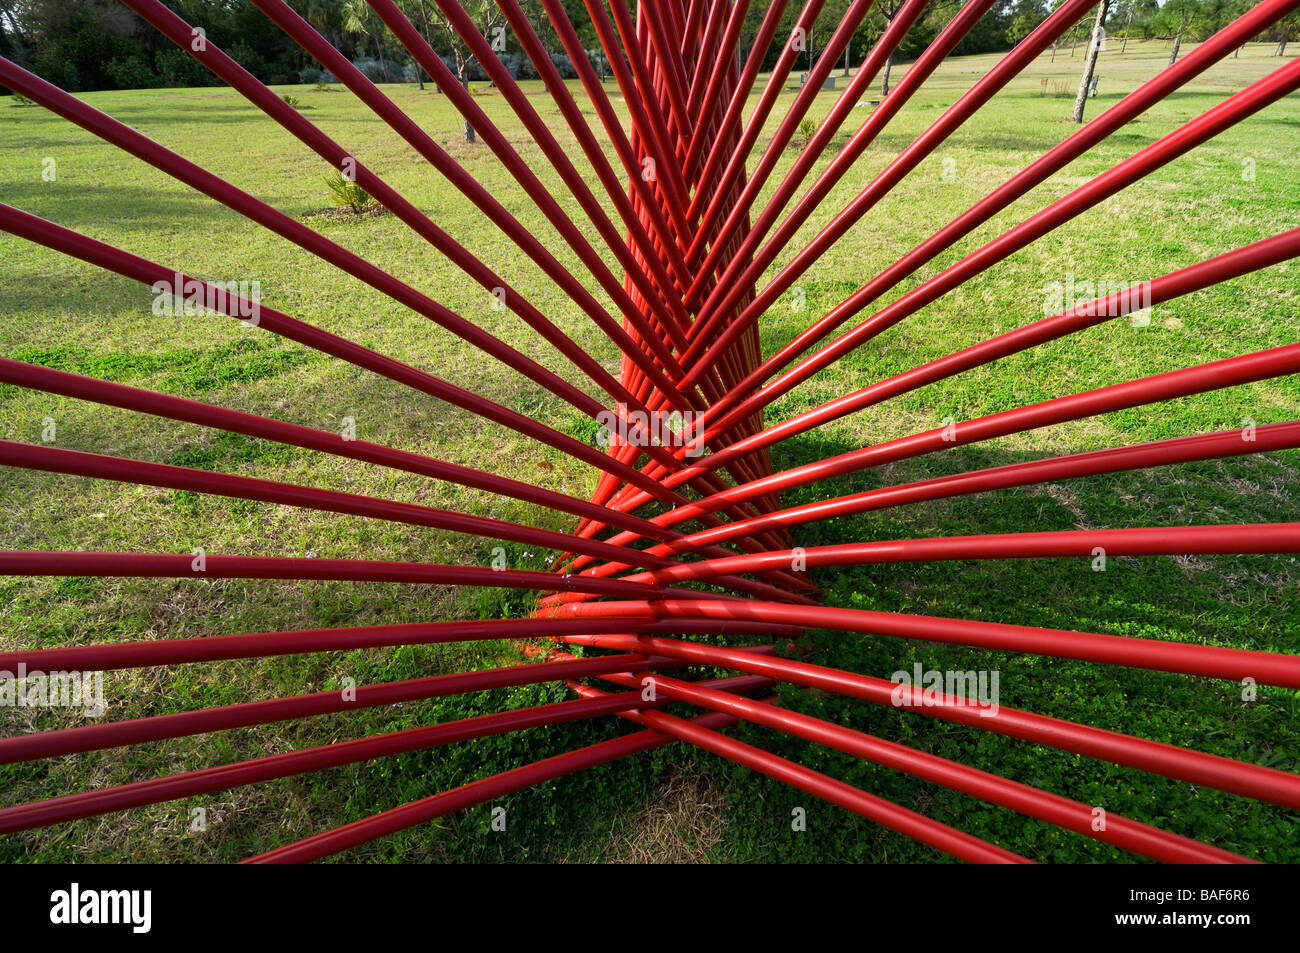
[342,0,390,82]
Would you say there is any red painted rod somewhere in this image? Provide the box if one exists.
[685,0,1006,354]
[698,44,1300,422]
[0,616,797,673]
[563,345,1300,563]
[635,524,1300,585]
[0,651,681,764]
[567,680,1031,863]
[543,590,1300,687]
[242,706,753,863]
[124,0,694,399]
[0,203,692,509]
[580,220,1300,524]
[0,674,774,834]
[0,53,686,448]
[553,631,1300,809]
[589,669,1251,863]
[0,359,811,596]
[674,227,1300,482]
[0,440,804,606]
[567,423,1300,572]
[0,551,722,604]
[747,0,1300,389]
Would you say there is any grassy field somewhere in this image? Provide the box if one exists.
[0,37,1297,863]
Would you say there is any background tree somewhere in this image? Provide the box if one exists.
[422,0,507,142]
[1072,0,1107,123]
[1006,0,1048,48]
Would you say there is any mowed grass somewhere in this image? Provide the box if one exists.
[0,38,1297,863]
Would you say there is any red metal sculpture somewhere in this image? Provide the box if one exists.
[1,0,1298,863]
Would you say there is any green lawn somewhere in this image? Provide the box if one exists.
[0,38,1297,863]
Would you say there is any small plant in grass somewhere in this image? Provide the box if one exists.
[322,169,374,214]
[798,117,818,146]
[789,117,818,150]
[314,80,330,92]
[282,93,302,108]
[8,93,35,107]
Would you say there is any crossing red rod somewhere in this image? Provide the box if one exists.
[567,680,1031,863]
[0,551,727,605]
[129,0,691,405]
[689,0,923,282]
[579,0,695,238]
[683,0,1091,374]
[0,618,797,674]
[122,0,695,409]
[493,0,692,291]
[0,357,672,541]
[554,632,1300,810]
[637,0,694,145]
[552,522,1300,602]
[575,223,1300,519]
[541,591,1300,687]
[538,0,695,260]
[0,441,808,606]
[567,422,1300,573]
[0,441,672,572]
[682,0,787,188]
[631,524,1300,585]
[684,0,827,238]
[586,669,1251,863]
[562,344,1300,556]
[683,0,733,115]
[608,0,691,160]
[741,0,1300,392]
[0,674,773,835]
[683,0,751,183]
[0,651,684,765]
[693,42,1300,419]
[0,360,811,596]
[223,3,694,419]
[686,230,1300,488]
[684,0,926,303]
[1,212,794,564]
[412,0,694,343]
[243,706,754,863]
[0,205,694,509]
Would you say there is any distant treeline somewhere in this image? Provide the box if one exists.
[0,1,1295,94]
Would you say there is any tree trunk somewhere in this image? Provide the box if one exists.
[1169,34,1181,66]
[458,62,474,142]
[1275,39,1288,57]
[881,53,893,96]
[1072,1,1108,124]
[843,42,850,76]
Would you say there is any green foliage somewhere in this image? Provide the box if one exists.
[1,43,1297,864]
[322,169,374,214]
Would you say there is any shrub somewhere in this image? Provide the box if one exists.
[322,170,374,215]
